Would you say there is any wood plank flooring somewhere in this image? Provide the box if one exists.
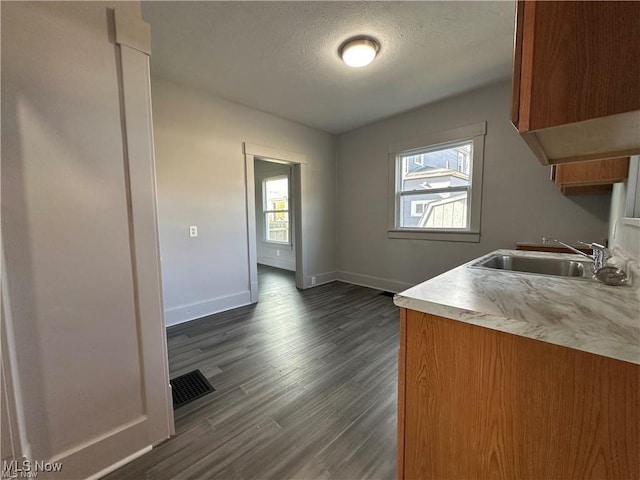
[106,266,399,480]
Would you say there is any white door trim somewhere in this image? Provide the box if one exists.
[244,143,306,299]
[117,43,175,441]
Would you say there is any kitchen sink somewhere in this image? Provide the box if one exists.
[471,254,594,279]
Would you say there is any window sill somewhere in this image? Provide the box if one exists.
[388,229,480,243]
[262,241,293,248]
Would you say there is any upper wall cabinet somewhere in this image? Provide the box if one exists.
[551,157,630,196]
[511,1,640,165]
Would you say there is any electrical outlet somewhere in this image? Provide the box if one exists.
[311,276,317,286]
[189,226,198,237]
[276,250,280,257]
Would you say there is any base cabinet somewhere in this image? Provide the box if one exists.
[397,308,639,479]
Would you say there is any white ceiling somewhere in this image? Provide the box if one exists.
[142,1,515,134]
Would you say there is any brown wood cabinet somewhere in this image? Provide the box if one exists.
[397,308,639,480]
[551,157,630,195]
[511,1,640,165]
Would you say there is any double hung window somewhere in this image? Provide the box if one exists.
[388,122,486,242]
[263,176,290,244]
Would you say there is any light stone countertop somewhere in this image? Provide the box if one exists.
[394,249,640,365]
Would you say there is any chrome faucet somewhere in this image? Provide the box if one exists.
[580,242,612,271]
[543,238,628,286]
[549,239,609,270]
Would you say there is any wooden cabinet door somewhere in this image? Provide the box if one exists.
[510,0,640,165]
[398,308,639,479]
[513,1,640,133]
[551,157,629,195]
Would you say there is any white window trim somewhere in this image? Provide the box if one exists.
[387,121,486,242]
[263,174,291,245]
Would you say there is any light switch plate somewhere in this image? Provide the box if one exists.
[189,226,198,237]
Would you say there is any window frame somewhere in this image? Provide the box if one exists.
[262,174,291,245]
[387,121,486,242]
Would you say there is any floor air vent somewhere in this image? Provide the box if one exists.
[170,369,215,409]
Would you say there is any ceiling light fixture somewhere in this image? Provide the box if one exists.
[339,37,380,68]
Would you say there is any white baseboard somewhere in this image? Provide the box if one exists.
[164,291,252,326]
[249,281,258,303]
[307,271,337,288]
[336,271,413,293]
[257,256,295,271]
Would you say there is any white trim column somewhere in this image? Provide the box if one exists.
[114,4,175,441]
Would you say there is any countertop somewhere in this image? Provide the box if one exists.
[394,249,640,365]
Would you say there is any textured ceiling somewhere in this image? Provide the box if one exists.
[142,1,515,134]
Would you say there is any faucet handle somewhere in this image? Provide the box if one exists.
[578,241,611,271]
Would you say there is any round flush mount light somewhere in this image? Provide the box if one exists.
[339,37,380,68]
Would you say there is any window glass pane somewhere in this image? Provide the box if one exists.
[400,191,468,229]
[266,212,289,243]
[265,177,288,211]
[400,142,472,192]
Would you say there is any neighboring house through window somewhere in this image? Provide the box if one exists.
[263,175,290,244]
[388,122,486,242]
[410,200,429,217]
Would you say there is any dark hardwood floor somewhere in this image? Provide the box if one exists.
[107,265,399,480]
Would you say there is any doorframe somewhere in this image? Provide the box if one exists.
[244,143,306,301]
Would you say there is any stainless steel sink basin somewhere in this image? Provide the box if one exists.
[471,254,594,279]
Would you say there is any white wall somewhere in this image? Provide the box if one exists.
[336,80,611,291]
[609,156,640,261]
[254,160,296,271]
[151,78,336,325]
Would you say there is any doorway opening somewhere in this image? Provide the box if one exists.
[244,143,305,302]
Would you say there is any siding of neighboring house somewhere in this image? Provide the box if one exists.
[401,171,470,228]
